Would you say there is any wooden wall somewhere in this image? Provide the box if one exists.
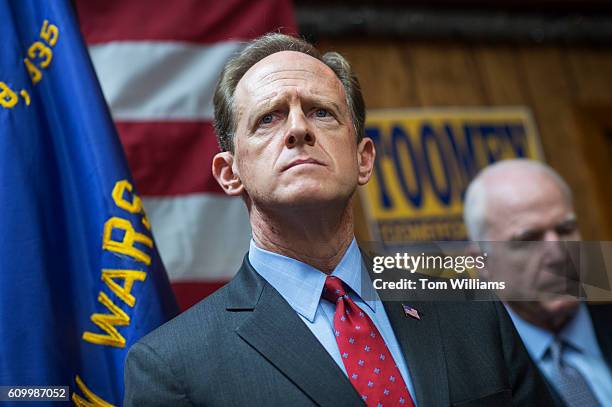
[319,39,612,240]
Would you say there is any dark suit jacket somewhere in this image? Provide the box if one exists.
[124,256,555,406]
[587,304,612,369]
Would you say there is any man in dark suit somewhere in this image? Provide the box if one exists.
[124,34,554,406]
[464,159,612,406]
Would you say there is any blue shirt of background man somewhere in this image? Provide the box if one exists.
[506,303,612,405]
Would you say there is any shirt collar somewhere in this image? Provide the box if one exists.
[504,303,601,360]
[504,304,554,361]
[248,238,376,323]
[331,240,378,313]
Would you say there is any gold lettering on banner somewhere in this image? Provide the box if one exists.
[111,180,151,231]
[101,269,147,307]
[0,82,18,108]
[23,20,59,86]
[40,20,59,46]
[2,19,60,110]
[102,217,153,265]
[82,292,130,348]
[82,180,154,350]
[72,375,114,407]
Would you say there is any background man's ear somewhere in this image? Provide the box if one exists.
[212,152,244,196]
[357,137,376,186]
[466,242,491,280]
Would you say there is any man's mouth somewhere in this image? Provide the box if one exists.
[282,158,324,171]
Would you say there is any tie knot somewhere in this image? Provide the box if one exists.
[322,276,347,303]
[549,337,569,366]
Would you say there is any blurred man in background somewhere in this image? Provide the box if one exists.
[464,159,612,407]
[124,35,552,407]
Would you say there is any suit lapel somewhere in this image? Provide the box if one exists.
[230,258,363,407]
[383,300,450,407]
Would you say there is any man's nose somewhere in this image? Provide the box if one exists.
[284,110,315,148]
[542,229,567,263]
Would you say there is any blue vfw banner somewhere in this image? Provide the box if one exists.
[0,0,178,404]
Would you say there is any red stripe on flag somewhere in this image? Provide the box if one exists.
[116,121,224,196]
[76,0,297,44]
[171,281,228,311]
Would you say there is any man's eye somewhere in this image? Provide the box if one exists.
[260,114,274,125]
[556,223,577,236]
[315,108,329,118]
[513,230,544,242]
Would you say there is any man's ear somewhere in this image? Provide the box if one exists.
[466,242,491,280]
[212,152,244,196]
[357,137,376,186]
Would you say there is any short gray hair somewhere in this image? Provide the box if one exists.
[463,159,573,241]
[213,33,365,152]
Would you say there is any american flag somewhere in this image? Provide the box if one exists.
[75,0,296,310]
[402,304,421,320]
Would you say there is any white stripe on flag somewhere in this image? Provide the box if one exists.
[143,194,251,281]
[89,41,245,120]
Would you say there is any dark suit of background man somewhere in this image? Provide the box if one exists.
[124,34,554,407]
[464,159,612,406]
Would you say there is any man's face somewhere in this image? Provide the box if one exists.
[222,51,372,210]
[482,172,581,326]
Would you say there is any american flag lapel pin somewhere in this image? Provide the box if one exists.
[402,304,421,320]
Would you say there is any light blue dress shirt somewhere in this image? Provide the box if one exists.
[248,238,418,405]
[506,304,612,405]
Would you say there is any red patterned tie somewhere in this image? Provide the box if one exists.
[322,276,415,407]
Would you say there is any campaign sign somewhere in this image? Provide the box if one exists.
[360,107,543,244]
